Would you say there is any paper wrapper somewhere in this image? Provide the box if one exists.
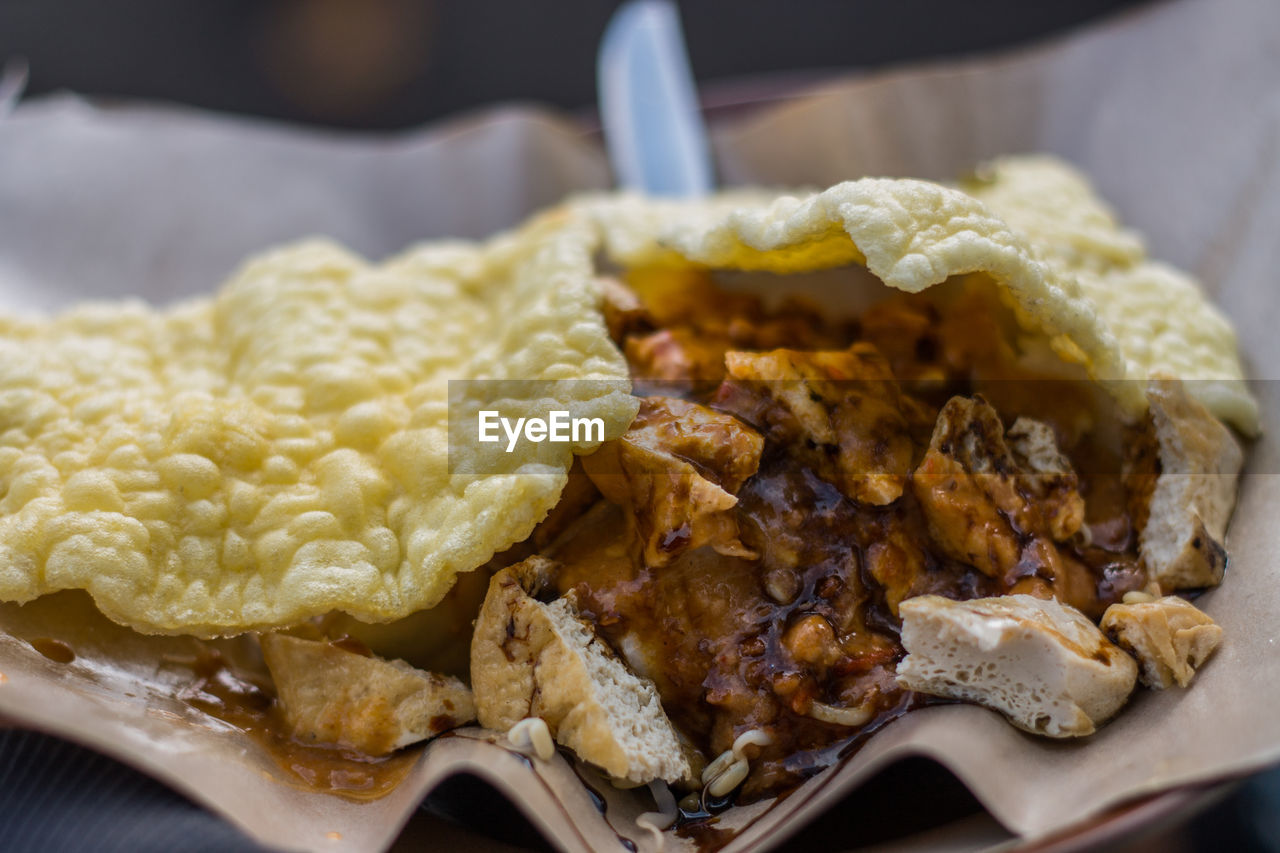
[1,0,1278,850]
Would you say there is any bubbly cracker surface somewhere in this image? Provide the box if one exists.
[581,157,1254,433]
[0,219,635,635]
[960,157,1257,434]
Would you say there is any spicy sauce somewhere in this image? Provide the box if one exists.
[178,647,418,800]
[29,638,76,664]
[568,272,1147,800]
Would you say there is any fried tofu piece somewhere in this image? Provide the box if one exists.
[582,397,763,566]
[625,329,733,383]
[897,594,1137,737]
[470,556,691,785]
[1135,379,1243,590]
[718,343,914,505]
[1101,595,1223,688]
[261,633,474,755]
[1006,416,1083,529]
[912,397,1085,582]
[597,276,654,342]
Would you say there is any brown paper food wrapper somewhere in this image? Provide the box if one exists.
[1,0,1278,850]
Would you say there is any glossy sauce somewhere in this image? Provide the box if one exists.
[569,273,1149,802]
[29,637,75,664]
[568,760,609,815]
[178,647,418,800]
[676,694,938,850]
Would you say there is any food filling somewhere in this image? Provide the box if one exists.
[545,268,1152,798]
[179,260,1228,813]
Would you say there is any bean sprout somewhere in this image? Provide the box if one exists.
[806,700,875,728]
[699,748,737,787]
[731,729,773,756]
[506,717,554,761]
[706,759,749,798]
[697,728,773,804]
[635,780,678,849]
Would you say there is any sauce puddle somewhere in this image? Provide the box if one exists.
[29,637,75,664]
[177,646,417,800]
[676,693,932,851]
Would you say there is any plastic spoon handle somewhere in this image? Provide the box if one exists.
[597,1,713,196]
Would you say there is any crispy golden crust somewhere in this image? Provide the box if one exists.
[578,177,1130,404]
[961,157,1257,434]
[574,156,1256,432]
[0,220,636,635]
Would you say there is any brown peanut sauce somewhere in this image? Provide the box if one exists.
[29,637,76,664]
[0,590,420,802]
[178,646,418,800]
[560,270,1148,801]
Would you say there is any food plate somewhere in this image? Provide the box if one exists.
[1,0,1278,850]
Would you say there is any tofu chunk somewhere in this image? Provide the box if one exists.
[719,344,916,505]
[912,397,1085,585]
[1100,595,1223,688]
[896,594,1137,737]
[470,556,692,785]
[261,633,475,755]
[597,276,654,341]
[1136,379,1243,590]
[582,397,762,566]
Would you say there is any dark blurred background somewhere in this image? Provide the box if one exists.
[4,0,1151,129]
[3,1,1280,852]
